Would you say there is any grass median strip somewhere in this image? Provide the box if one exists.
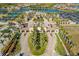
[28,26,48,55]
[55,33,67,56]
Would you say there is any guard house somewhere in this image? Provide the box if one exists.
[20,22,28,33]
[21,23,28,28]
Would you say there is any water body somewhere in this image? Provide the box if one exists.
[20,7,62,13]
[0,7,62,21]
[8,7,62,18]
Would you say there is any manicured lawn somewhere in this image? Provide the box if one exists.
[55,33,66,55]
[28,26,48,55]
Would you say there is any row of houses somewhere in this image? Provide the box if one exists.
[59,20,76,25]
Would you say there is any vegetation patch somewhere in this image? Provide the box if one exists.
[62,26,79,55]
[28,26,48,55]
[0,26,21,56]
[55,33,67,55]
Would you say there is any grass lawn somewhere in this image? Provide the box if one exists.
[63,26,79,55]
[28,26,48,55]
[55,33,66,55]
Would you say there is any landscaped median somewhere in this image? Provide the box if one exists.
[55,33,67,56]
[28,26,48,55]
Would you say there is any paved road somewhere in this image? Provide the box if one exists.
[42,18,58,56]
[19,14,58,56]
[20,19,34,56]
